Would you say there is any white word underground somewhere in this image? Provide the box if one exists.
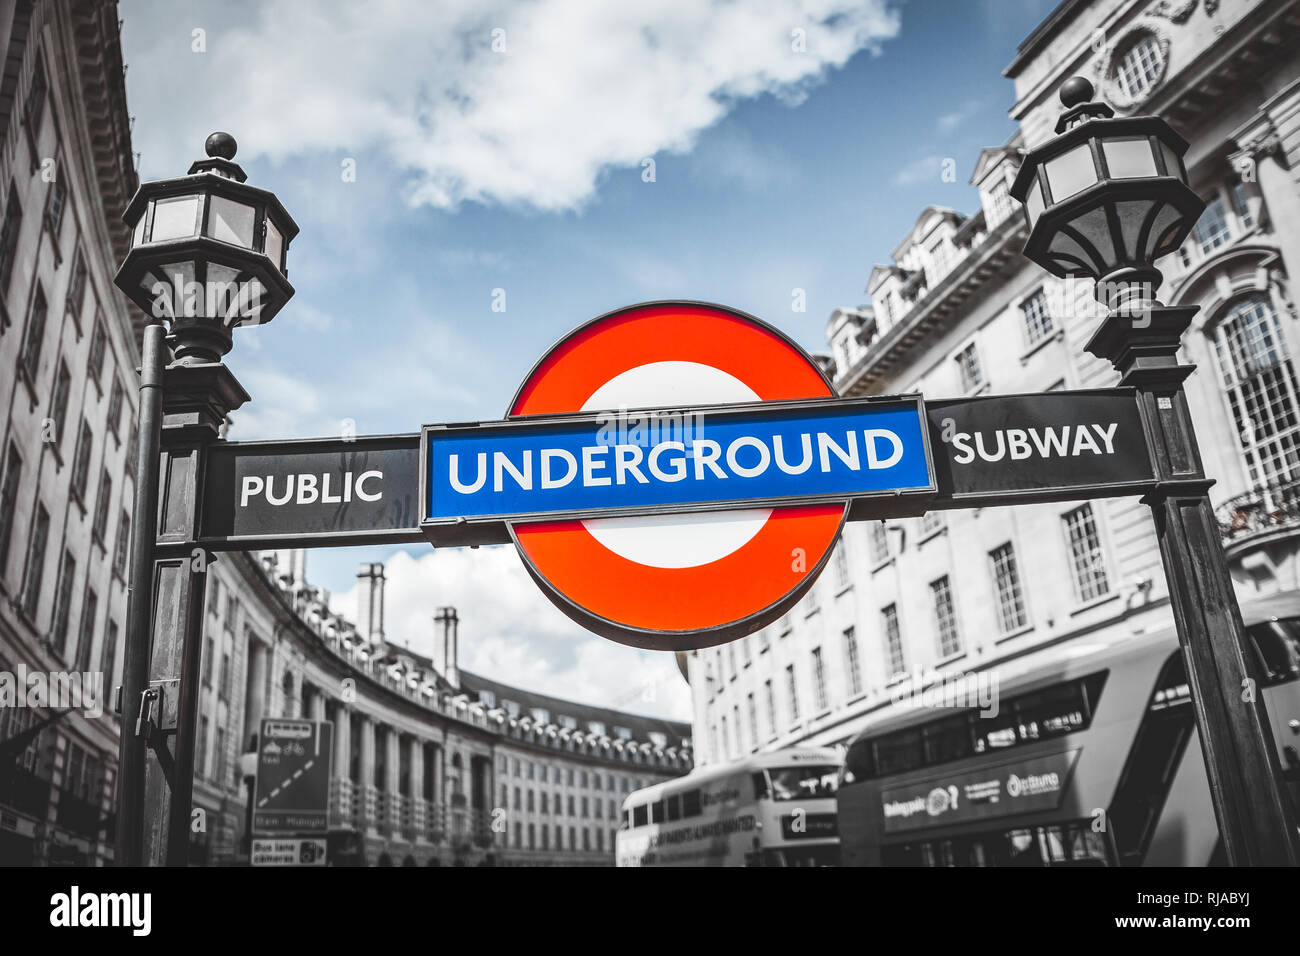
[240,471,383,508]
[950,422,1119,464]
[0,666,103,718]
[50,886,151,936]
[447,430,905,495]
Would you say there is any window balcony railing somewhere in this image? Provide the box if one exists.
[1217,478,1300,545]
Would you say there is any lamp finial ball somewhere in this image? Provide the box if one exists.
[1059,76,1094,109]
[205,131,238,160]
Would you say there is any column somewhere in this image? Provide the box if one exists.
[357,714,377,834]
[385,728,401,835]
[410,738,426,840]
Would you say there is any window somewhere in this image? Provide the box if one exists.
[990,543,1028,633]
[0,444,22,574]
[986,177,1013,225]
[1192,196,1230,256]
[49,361,72,445]
[868,521,890,564]
[1230,180,1255,231]
[106,379,124,437]
[931,576,962,658]
[0,187,21,295]
[76,587,98,672]
[1021,288,1054,346]
[882,604,905,678]
[215,726,227,784]
[1213,295,1300,489]
[67,248,87,319]
[928,236,952,280]
[1114,33,1165,101]
[113,510,130,578]
[1063,504,1110,602]
[24,57,46,129]
[46,171,67,234]
[833,543,851,590]
[21,505,50,619]
[955,341,983,392]
[764,679,777,738]
[220,651,231,700]
[732,705,742,754]
[785,664,800,723]
[70,419,93,502]
[88,319,106,384]
[20,286,47,382]
[101,620,119,683]
[811,647,829,711]
[746,692,759,749]
[92,471,112,542]
[50,551,76,655]
[203,637,214,686]
[196,715,210,777]
[843,627,863,696]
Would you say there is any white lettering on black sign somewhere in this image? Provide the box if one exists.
[239,470,384,507]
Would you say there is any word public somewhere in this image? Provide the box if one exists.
[239,470,384,507]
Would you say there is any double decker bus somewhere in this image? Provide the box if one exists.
[836,593,1300,866]
[616,747,841,866]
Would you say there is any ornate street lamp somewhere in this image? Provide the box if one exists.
[1011,76,1204,312]
[114,132,298,363]
[1012,78,1300,866]
[113,134,298,867]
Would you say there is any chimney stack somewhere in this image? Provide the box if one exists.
[356,562,386,645]
[434,607,459,689]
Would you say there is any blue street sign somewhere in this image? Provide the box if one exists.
[422,396,934,527]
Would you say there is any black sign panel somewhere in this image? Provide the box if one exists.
[253,718,333,834]
[927,388,1154,508]
[200,434,423,549]
[880,749,1080,834]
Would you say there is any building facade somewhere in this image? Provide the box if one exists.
[0,0,691,867]
[688,0,1300,767]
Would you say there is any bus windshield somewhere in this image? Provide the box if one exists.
[765,766,839,801]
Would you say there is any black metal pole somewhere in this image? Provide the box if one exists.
[114,322,167,866]
[1088,305,1300,866]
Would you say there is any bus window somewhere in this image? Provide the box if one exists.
[973,709,1017,753]
[666,794,681,821]
[843,737,875,783]
[923,714,973,764]
[1017,681,1089,741]
[766,766,839,801]
[632,804,648,828]
[1250,619,1300,685]
[651,799,665,823]
[681,789,701,818]
[752,773,769,799]
[874,727,923,775]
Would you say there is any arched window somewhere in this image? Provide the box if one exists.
[1115,33,1166,101]
[1213,295,1300,490]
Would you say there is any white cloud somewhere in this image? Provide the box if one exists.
[936,98,982,134]
[892,154,944,186]
[331,546,693,720]
[124,0,900,211]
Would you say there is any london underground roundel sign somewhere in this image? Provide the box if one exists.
[505,301,847,651]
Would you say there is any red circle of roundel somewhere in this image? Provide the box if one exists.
[508,301,846,650]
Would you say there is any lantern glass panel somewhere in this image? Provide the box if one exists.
[1103,138,1158,179]
[149,195,201,242]
[132,215,146,247]
[263,217,284,271]
[1025,178,1045,226]
[208,195,256,247]
[1067,206,1115,272]
[1045,143,1097,203]
[1158,139,1183,180]
[1115,200,1159,262]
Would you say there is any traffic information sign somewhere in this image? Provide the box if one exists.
[252,718,333,834]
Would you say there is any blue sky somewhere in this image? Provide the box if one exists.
[121,0,1059,717]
